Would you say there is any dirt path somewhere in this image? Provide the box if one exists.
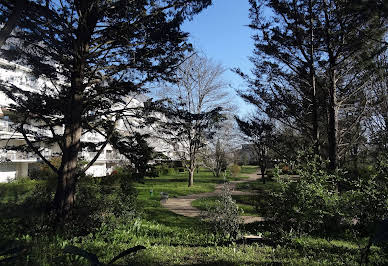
[161,172,264,224]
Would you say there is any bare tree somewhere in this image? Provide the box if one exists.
[200,119,240,177]
[159,54,231,186]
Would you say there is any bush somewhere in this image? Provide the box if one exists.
[266,168,275,180]
[201,183,243,242]
[258,152,388,241]
[1,174,138,239]
[29,157,62,181]
[153,164,176,176]
[230,164,241,178]
[258,154,344,238]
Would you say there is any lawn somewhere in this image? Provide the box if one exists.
[192,195,258,216]
[0,167,386,265]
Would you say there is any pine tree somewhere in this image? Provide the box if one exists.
[0,0,212,222]
[241,0,387,171]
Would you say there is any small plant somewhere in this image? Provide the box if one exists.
[230,164,241,178]
[201,183,243,242]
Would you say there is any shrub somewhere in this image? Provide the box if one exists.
[265,168,275,180]
[201,183,243,242]
[258,153,344,238]
[1,174,138,239]
[258,152,388,241]
[29,157,62,181]
[230,164,241,178]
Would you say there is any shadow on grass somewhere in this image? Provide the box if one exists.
[144,207,202,229]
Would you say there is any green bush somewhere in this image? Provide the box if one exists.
[201,183,243,242]
[230,164,241,178]
[1,174,138,240]
[266,168,275,180]
[29,157,62,181]
[153,164,176,176]
[258,152,388,241]
[258,154,344,238]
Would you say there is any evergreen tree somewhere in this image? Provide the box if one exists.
[240,0,387,171]
[0,0,212,221]
[235,116,274,183]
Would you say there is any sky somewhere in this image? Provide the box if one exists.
[182,0,256,117]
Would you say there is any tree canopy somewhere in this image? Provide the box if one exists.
[0,0,212,221]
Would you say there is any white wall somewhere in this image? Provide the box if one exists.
[0,162,16,182]
[86,163,107,177]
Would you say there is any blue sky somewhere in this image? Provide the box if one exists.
[182,0,255,117]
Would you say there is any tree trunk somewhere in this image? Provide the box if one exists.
[327,70,338,172]
[188,169,194,187]
[260,166,266,184]
[52,0,97,221]
[323,1,338,173]
[309,0,319,156]
[53,91,83,222]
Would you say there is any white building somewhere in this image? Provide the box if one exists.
[0,59,176,182]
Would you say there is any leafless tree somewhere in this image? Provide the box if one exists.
[158,54,232,186]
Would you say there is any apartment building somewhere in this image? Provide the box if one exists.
[0,59,174,182]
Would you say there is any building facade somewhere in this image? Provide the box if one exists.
[0,59,175,182]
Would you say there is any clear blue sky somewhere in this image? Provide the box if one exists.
[182,0,255,117]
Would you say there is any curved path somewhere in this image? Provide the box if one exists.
[161,172,265,224]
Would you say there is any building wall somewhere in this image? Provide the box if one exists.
[0,162,16,182]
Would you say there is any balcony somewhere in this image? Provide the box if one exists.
[0,119,51,136]
[106,152,127,161]
[0,150,40,162]
[80,151,127,162]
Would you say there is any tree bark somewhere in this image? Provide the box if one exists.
[188,168,194,187]
[54,92,82,221]
[260,165,266,184]
[309,0,320,156]
[323,1,338,172]
[327,76,338,172]
[53,0,97,222]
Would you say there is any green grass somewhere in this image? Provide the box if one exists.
[1,167,387,265]
[236,179,282,192]
[0,179,45,204]
[192,195,258,216]
[239,165,258,174]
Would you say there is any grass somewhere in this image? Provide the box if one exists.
[0,179,46,204]
[236,179,282,192]
[192,195,258,217]
[0,166,387,265]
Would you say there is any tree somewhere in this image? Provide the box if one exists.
[158,54,229,186]
[0,0,212,221]
[200,120,238,177]
[365,54,388,158]
[240,0,387,171]
[0,0,26,47]
[236,116,274,184]
[237,0,324,156]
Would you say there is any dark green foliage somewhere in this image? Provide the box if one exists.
[236,117,274,183]
[110,132,154,180]
[260,154,343,237]
[257,152,388,241]
[0,240,29,264]
[0,176,138,240]
[0,0,213,219]
[201,183,243,242]
[340,159,388,238]
[241,0,388,171]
